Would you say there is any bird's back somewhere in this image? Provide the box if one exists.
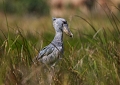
[37,43,63,65]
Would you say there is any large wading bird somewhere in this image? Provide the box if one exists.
[36,17,73,66]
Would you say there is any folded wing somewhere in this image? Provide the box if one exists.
[37,45,54,60]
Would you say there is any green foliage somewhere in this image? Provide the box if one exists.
[0,0,49,15]
[0,13,120,84]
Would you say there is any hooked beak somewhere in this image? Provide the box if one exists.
[63,25,73,38]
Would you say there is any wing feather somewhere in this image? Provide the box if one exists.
[37,45,54,60]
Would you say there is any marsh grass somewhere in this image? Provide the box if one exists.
[0,10,120,85]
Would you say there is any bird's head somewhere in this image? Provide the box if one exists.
[52,17,73,37]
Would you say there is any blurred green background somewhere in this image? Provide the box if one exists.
[0,0,49,15]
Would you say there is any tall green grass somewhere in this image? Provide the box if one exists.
[0,12,120,85]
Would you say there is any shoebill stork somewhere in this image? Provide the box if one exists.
[36,17,73,66]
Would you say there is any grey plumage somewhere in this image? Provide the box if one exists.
[36,17,73,66]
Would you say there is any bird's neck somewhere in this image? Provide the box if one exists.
[52,31,63,43]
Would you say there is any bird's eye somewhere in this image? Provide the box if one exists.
[63,21,67,24]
